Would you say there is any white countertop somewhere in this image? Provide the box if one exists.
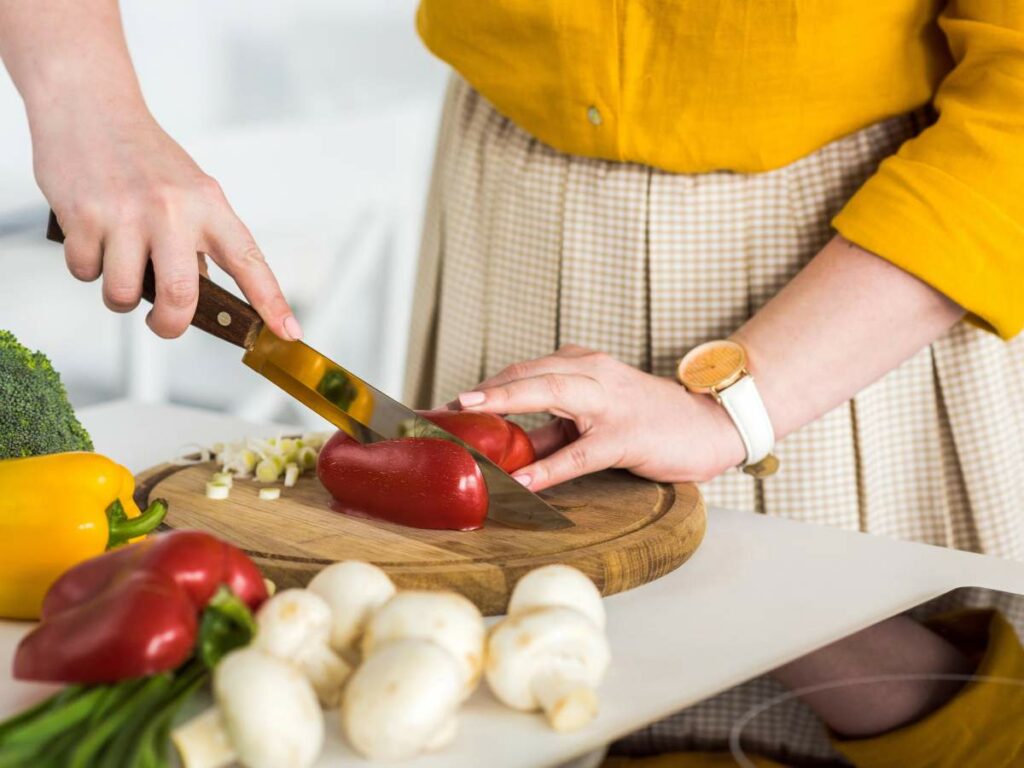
[3,400,1023,767]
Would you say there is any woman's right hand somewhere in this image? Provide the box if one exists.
[30,101,301,341]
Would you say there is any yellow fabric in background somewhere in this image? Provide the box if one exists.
[417,1,1024,339]
[600,610,1024,767]
[832,610,1024,768]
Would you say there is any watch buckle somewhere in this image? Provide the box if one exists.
[742,454,780,478]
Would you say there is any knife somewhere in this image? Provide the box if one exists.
[46,211,572,530]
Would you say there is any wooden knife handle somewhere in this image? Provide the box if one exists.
[47,210,263,350]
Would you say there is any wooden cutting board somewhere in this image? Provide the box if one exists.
[135,462,705,615]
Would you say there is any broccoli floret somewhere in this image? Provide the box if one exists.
[0,330,93,459]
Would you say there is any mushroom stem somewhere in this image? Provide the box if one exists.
[172,707,236,768]
[531,668,599,732]
[297,644,352,707]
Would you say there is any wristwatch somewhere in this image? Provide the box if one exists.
[676,339,779,478]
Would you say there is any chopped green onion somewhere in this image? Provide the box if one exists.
[298,446,318,471]
[254,459,281,483]
[210,433,328,494]
[283,463,300,488]
[205,482,230,501]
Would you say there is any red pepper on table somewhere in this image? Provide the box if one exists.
[14,531,267,684]
[316,411,535,531]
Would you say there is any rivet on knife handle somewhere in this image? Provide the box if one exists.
[46,209,263,350]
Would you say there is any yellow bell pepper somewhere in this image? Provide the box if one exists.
[0,452,167,620]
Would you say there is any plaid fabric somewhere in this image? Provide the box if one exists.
[404,77,1024,761]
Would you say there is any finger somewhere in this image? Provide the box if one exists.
[203,215,301,341]
[459,373,605,418]
[145,230,199,338]
[197,251,210,278]
[472,353,593,393]
[63,232,103,282]
[512,436,618,491]
[59,210,105,283]
[100,230,147,313]
[554,344,594,358]
[527,419,579,459]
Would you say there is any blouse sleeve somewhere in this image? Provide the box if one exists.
[832,1,1024,339]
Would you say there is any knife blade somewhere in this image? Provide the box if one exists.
[241,327,572,529]
[46,211,573,531]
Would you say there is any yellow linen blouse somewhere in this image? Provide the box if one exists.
[417,1,1024,339]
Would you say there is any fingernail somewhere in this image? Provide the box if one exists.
[513,473,532,488]
[283,315,303,341]
[458,391,486,407]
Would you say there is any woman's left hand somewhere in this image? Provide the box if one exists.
[454,345,746,491]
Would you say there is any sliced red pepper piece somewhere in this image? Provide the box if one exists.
[417,409,535,472]
[416,409,513,467]
[501,420,536,473]
[317,431,487,530]
[14,569,197,684]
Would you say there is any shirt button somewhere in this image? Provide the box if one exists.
[587,106,603,126]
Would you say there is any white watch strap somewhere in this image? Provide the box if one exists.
[717,375,775,467]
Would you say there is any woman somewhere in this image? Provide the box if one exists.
[2,0,1021,763]
[404,4,1024,555]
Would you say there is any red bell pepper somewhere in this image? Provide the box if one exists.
[41,530,266,618]
[317,411,535,531]
[14,530,267,684]
[501,418,536,473]
[318,432,488,530]
[416,410,535,472]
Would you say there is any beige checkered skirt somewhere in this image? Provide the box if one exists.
[405,78,1024,759]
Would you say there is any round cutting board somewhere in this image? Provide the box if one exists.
[135,463,705,615]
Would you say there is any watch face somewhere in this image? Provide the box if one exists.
[677,340,747,393]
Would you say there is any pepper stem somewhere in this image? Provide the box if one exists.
[106,498,168,549]
[197,586,257,669]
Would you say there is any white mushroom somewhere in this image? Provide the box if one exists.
[172,648,324,768]
[507,565,606,629]
[485,606,611,732]
[361,590,485,700]
[254,588,351,706]
[307,560,396,662]
[342,639,463,760]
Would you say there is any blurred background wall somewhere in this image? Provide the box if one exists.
[0,0,447,427]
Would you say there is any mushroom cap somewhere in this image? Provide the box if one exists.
[307,560,396,654]
[361,590,485,700]
[254,588,332,657]
[214,648,324,768]
[507,565,606,630]
[342,639,463,761]
[485,606,611,712]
